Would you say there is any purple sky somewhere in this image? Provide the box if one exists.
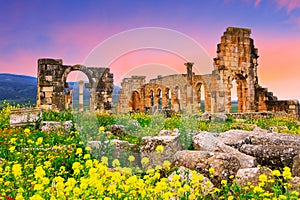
[1,0,300,100]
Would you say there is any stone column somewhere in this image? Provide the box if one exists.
[79,80,84,112]
[90,87,95,112]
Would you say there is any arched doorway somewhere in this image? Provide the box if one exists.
[195,83,206,112]
[166,88,172,108]
[157,89,162,109]
[230,79,238,113]
[150,90,154,107]
[131,91,141,112]
[228,75,248,113]
[66,71,90,111]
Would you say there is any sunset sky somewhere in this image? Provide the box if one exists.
[1,0,300,100]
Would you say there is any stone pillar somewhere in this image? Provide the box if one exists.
[90,87,95,112]
[185,62,194,85]
[79,80,84,112]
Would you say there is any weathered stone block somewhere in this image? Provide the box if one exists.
[236,167,272,186]
[41,86,54,92]
[41,120,72,133]
[10,108,42,127]
[140,133,182,168]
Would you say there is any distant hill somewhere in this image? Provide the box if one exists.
[0,74,37,105]
[0,73,121,106]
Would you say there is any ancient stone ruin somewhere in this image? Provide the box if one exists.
[118,27,300,117]
[36,58,113,112]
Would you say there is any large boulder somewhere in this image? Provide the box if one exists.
[249,132,300,146]
[173,150,212,168]
[240,144,300,168]
[192,132,256,168]
[218,130,258,149]
[236,167,272,186]
[192,132,219,151]
[173,151,240,186]
[202,153,241,186]
[216,143,257,168]
[140,133,182,168]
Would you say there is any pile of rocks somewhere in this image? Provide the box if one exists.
[87,123,300,187]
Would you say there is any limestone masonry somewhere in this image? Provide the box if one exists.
[36,59,113,111]
[117,27,299,117]
[36,27,299,117]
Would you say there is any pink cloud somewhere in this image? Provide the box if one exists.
[254,0,261,7]
[275,0,300,13]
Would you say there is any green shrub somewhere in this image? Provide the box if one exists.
[131,113,151,127]
[42,110,73,122]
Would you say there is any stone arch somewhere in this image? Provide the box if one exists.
[36,58,113,112]
[165,88,172,108]
[156,88,162,109]
[194,80,212,113]
[226,74,248,113]
[150,89,155,107]
[65,71,90,111]
[131,90,141,112]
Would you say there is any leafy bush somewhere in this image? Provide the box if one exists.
[96,112,116,128]
[42,110,73,122]
[0,101,11,129]
[163,115,182,130]
[130,112,151,127]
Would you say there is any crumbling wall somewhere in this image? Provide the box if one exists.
[213,27,259,113]
[117,27,299,118]
[36,58,113,112]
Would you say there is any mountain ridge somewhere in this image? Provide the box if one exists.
[0,73,120,105]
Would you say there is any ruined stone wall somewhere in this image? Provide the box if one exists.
[213,27,259,113]
[117,27,299,118]
[266,100,299,117]
[36,58,113,112]
[118,76,146,113]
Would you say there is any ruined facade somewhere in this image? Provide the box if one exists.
[118,27,300,117]
[36,58,113,111]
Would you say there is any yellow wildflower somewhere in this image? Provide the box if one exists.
[83,153,91,159]
[156,145,164,154]
[12,163,22,178]
[221,179,227,186]
[9,146,15,152]
[99,126,105,132]
[112,159,120,167]
[75,148,83,155]
[24,128,31,134]
[16,194,25,200]
[141,157,149,165]
[128,155,135,162]
[101,156,109,166]
[259,174,268,183]
[272,169,281,176]
[36,137,43,145]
